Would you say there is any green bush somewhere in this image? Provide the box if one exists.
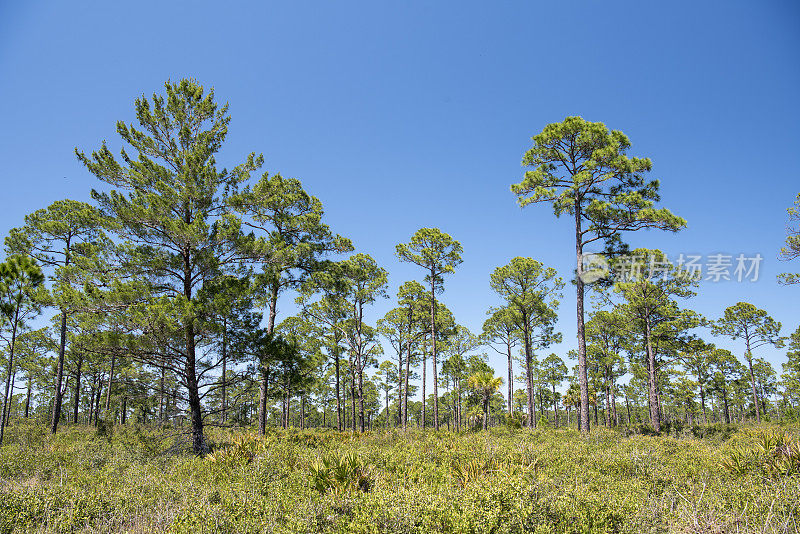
[0,423,798,533]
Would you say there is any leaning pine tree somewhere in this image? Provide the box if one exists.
[511,117,685,433]
[76,79,266,454]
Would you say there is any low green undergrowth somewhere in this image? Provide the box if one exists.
[1,422,798,533]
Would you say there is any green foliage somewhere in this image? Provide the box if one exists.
[721,428,800,478]
[778,192,800,285]
[310,452,374,496]
[205,433,268,466]
[1,423,800,532]
[511,116,686,234]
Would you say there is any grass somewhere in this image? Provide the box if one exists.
[0,421,799,533]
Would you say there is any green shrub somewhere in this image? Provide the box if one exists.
[1,423,798,533]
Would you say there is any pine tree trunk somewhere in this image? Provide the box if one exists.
[72,355,83,424]
[260,283,279,434]
[94,376,103,425]
[335,342,342,431]
[221,317,227,424]
[24,373,32,419]
[159,367,165,423]
[744,337,761,423]
[625,391,632,427]
[403,324,412,429]
[421,350,426,428]
[48,307,67,433]
[185,319,207,454]
[523,318,534,428]
[350,370,356,432]
[699,381,707,425]
[88,374,96,425]
[105,350,116,414]
[429,280,439,431]
[611,383,618,426]
[397,345,403,427]
[645,319,661,431]
[358,358,365,433]
[574,199,590,433]
[4,367,16,433]
[0,305,21,445]
[507,343,513,415]
[357,304,365,433]
[552,384,559,427]
[722,387,731,424]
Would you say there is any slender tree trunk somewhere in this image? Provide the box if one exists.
[4,368,17,432]
[357,304,365,433]
[105,351,116,413]
[221,317,227,424]
[611,383,618,426]
[50,308,68,434]
[24,372,32,419]
[397,345,403,428]
[744,338,761,422]
[120,395,127,425]
[574,200,590,433]
[335,345,342,431]
[552,384,559,427]
[625,391,632,426]
[523,320,535,428]
[429,281,439,431]
[350,367,356,432]
[94,375,103,425]
[644,319,661,431]
[722,387,731,424]
[507,342,513,415]
[403,325,412,429]
[699,381,707,425]
[421,349,427,428]
[259,368,269,435]
[88,374,96,425]
[259,283,279,434]
[357,357,365,432]
[159,367,165,422]
[73,354,83,424]
[0,305,21,445]
[685,397,692,425]
[185,319,206,454]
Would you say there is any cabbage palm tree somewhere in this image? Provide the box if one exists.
[468,371,503,430]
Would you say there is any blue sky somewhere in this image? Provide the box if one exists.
[1,1,798,392]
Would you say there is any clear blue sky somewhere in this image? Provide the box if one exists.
[1,1,798,391]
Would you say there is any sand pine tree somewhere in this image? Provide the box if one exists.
[713,302,784,423]
[511,117,685,432]
[396,228,462,430]
[76,79,264,454]
[0,255,44,445]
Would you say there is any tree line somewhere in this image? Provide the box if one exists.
[0,80,798,454]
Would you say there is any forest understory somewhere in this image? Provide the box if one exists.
[1,422,799,534]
